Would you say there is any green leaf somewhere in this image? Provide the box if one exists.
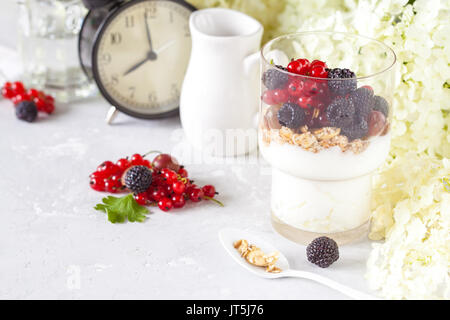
[94,194,149,224]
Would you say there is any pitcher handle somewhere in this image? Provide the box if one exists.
[243,52,262,128]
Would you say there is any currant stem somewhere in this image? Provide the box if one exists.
[203,196,224,207]
[142,150,162,158]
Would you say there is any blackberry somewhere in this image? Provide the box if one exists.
[341,114,369,141]
[15,101,38,123]
[124,166,152,194]
[326,97,355,129]
[349,87,374,120]
[327,68,357,96]
[373,95,389,117]
[306,237,339,268]
[277,103,306,129]
[262,67,289,90]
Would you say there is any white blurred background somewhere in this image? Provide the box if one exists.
[0,0,19,49]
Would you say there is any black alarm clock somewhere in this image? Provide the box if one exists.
[79,0,196,120]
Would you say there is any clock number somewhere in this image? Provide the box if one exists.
[145,5,157,19]
[111,75,119,86]
[125,16,134,28]
[129,87,136,99]
[148,92,157,104]
[110,32,122,45]
[169,11,174,24]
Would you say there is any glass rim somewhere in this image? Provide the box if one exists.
[261,31,397,81]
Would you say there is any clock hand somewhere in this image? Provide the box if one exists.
[123,56,150,76]
[155,40,176,55]
[144,12,155,53]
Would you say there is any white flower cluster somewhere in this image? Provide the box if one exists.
[191,0,450,299]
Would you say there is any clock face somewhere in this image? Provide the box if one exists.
[92,0,195,118]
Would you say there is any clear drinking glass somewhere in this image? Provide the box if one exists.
[259,32,396,245]
[17,0,97,102]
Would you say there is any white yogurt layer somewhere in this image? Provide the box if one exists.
[259,134,391,181]
[271,168,372,233]
[259,133,391,233]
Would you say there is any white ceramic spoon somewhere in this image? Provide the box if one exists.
[219,228,380,300]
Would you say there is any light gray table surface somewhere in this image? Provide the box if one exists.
[0,2,377,300]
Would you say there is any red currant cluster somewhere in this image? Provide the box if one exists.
[262,59,330,128]
[89,152,221,212]
[2,81,55,114]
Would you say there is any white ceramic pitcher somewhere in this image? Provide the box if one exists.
[180,8,263,157]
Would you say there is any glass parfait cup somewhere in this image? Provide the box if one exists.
[259,32,396,245]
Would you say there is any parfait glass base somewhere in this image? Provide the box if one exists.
[271,212,370,246]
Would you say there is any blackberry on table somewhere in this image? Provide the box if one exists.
[306,237,339,268]
[262,67,289,90]
[15,101,38,123]
[326,97,355,129]
[373,95,389,117]
[327,68,357,96]
[277,103,306,129]
[124,165,153,194]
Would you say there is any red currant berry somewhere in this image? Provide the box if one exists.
[12,81,25,94]
[158,198,173,212]
[90,177,106,192]
[142,159,152,168]
[202,185,216,198]
[310,65,328,79]
[105,180,121,193]
[287,58,310,75]
[12,93,30,105]
[309,60,327,69]
[45,95,54,103]
[130,153,144,165]
[171,194,186,208]
[296,96,315,109]
[44,103,55,114]
[287,80,305,97]
[116,158,130,171]
[33,97,46,111]
[97,161,119,176]
[161,168,178,184]
[27,89,39,99]
[90,171,107,179]
[185,184,198,194]
[151,187,168,201]
[189,188,204,202]
[1,86,14,99]
[134,193,149,206]
[178,168,188,178]
[262,90,277,105]
[172,181,186,195]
